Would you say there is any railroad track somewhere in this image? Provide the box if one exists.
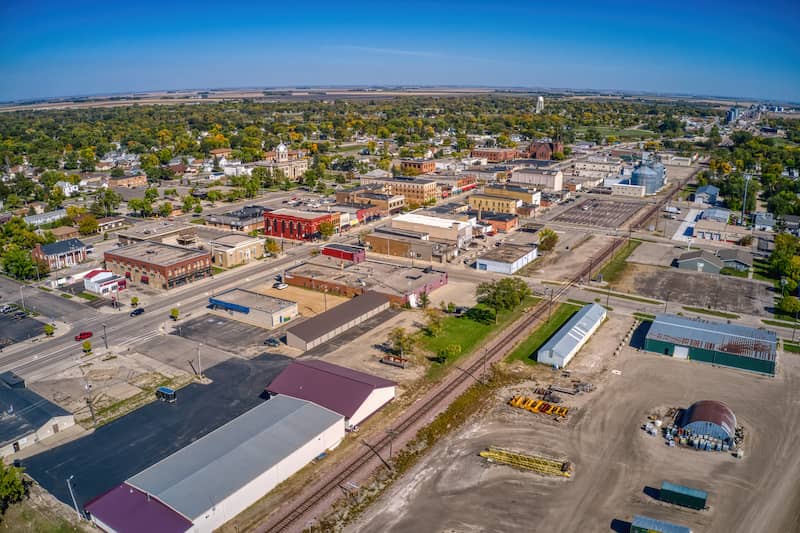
[264,237,627,533]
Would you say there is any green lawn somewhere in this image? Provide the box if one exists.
[76,291,98,301]
[567,298,612,311]
[60,293,72,299]
[720,267,748,278]
[598,240,641,284]
[419,297,540,378]
[190,218,206,224]
[506,303,581,365]
[752,259,778,283]
[782,341,800,353]
[211,266,225,275]
[763,318,800,328]
[633,312,656,321]
[682,306,739,319]
[572,126,657,139]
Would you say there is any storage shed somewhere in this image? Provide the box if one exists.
[89,396,345,533]
[630,515,692,533]
[644,314,777,375]
[679,400,736,443]
[659,481,708,510]
[537,304,606,368]
[267,359,396,427]
[208,288,297,329]
[286,291,390,351]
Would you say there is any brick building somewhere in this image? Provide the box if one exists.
[206,205,267,233]
[32,239,87,271]
[467,193,520,214]
[399,159,436,175]
[525,141,564,160]
[208,234,265,268]
[358,176,438,205]
[104,242,211,290]
[470,147,519,163]
[263,209,335,241]
[108,173,147,188]
[336,187,405,214]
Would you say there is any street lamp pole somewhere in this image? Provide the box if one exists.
[102,324,108,350]
[19,286,24,312]
[66,475,81,519]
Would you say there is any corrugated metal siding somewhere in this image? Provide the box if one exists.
[644,332,776,375]
[631,515,692,533]
[660,481,707,509]
[538,304,606,364]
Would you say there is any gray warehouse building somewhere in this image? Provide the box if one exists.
[537,303,606,368]
[286,291,390,351]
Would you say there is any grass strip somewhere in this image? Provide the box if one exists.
[598,239,641,284]
[633,312,656,321]
[506,303,581,365]
[76,291,98,301]
[682,306,739,319]
[584,287,661,305]
[782,341,800,353]
[763,319,800,328]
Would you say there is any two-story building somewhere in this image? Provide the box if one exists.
[32,239,87,270]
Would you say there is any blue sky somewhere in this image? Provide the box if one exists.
[1,0,799,102]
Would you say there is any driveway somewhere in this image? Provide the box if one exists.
[22,352,292,510]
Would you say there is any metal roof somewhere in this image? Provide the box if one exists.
[84,483,192,533]
[680,400,736,436]
[126,396,342,521]
[538,304,606,360]
[39,238,86,256]
[631,515,692,533]
[0,384,72,447]
[267,360,395,419]
[660,481,708,501]
[286,292,390,342]
[675,250,724,269]
[646,314,777,362]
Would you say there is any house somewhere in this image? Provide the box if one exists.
[24,209,67,227]
[781,214,800,234]
[717,249,753,272]
[48,225,80,241]
[266,359,396,428]
[0,374,75,457]
[54,180,80,197]
[753,212,776,232]
[675,250,724,274]
[693,184,720,205]
[32,239,87,270]
[702,207,732,224]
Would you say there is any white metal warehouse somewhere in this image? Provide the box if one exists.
[537,303,606,368]
[89,396,345,533]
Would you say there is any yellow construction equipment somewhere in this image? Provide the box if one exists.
[479,446,572,477]
[508,395,569,417]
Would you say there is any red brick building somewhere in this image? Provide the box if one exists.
[470,147,519,163]
[526,141,564,160]
[104,241,211,290]
[263,209,335,241]
[399,159,436,174]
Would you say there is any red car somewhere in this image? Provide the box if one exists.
[75,331,93,341]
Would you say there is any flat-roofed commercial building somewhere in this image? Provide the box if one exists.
[263,208,335,241]
[510,168,564,191]
[205,205,267,233]
[470,147,519,163]
[467,193,520,214]
[117,221,197,246]
[286,292,390,351]
[483,184,541,206]
[208,233,264,268]
[359,176,438,205]
[364,230,457,263]
[476,244,537,274]
[390,212,472,248]
[399,159,436,174]
[208,288,297,328]
[104,242,211,290]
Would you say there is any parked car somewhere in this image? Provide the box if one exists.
[13,311,26,320]
[273,282,289,290]
[130,308,145,317]
[0,304,14,314]
[264,338,280,347]
[75,331,93,341]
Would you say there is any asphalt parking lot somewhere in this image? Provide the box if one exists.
[0,314,44,347]
[553,199,644,228]
[23,352,292,511]
[176,314,271,352]
[0,277,86,321]
[304,308,400,358]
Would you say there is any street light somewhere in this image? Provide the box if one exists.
[66,475,81,519]
[102,324,108,350]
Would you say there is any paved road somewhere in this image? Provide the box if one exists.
[0,276,86,321]
[22,352,292,510]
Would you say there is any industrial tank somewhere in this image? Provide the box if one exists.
[631,156,666,195]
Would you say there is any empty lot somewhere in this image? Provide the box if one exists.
[351,343,800,533]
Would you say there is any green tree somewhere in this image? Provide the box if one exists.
[388,327,414,357]
[91,188,122,217]
[159,202,173,218]
[47,185,66,210]
[318,221,336,240]
[82,340,92,353]
[131,296,139,307]
[437,343,462,364]
[110,166,125,177]
[206,190,223,204]
[778,295,800,317]
[43,323,55,336]
[170,307,180,320]
[424,308,444,336]
[78,214,99,235]
[476,277,532,314]
[0,462,26,509]
[538,228,558,252]
[144,187,159,201]
[127,197,153,217]
[1,247,38,280]
[418,290,430,309]
[265,238,281,255]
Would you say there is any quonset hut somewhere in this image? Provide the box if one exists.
[679,400,736,444]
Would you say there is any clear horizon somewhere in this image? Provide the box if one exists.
[2,0,799,103]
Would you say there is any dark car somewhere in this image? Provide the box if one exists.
[75,331,93,341]
[13,311,27,320]
[264,338,280,347]
[130,308,145,317]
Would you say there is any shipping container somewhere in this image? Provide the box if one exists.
[630,514,693,533]
[660,481,708,510]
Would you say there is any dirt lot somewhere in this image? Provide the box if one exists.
[627,241,686,267]
[256,284,348,316]
[613,263,773,315]
[531,233,617,282]
[427,280,479,308]
[553,198,645,229]
[351,323,800,533]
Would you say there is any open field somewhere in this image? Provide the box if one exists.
[351,321,800,533]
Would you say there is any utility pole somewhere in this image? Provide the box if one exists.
[102,324,108,350]
[197,343,203,378]
[386,429,398,460]
[741,174,751,226]
[19,286,25,312]
[794,309,798,343]
[66,475,81,520]
[548,288,554,322]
